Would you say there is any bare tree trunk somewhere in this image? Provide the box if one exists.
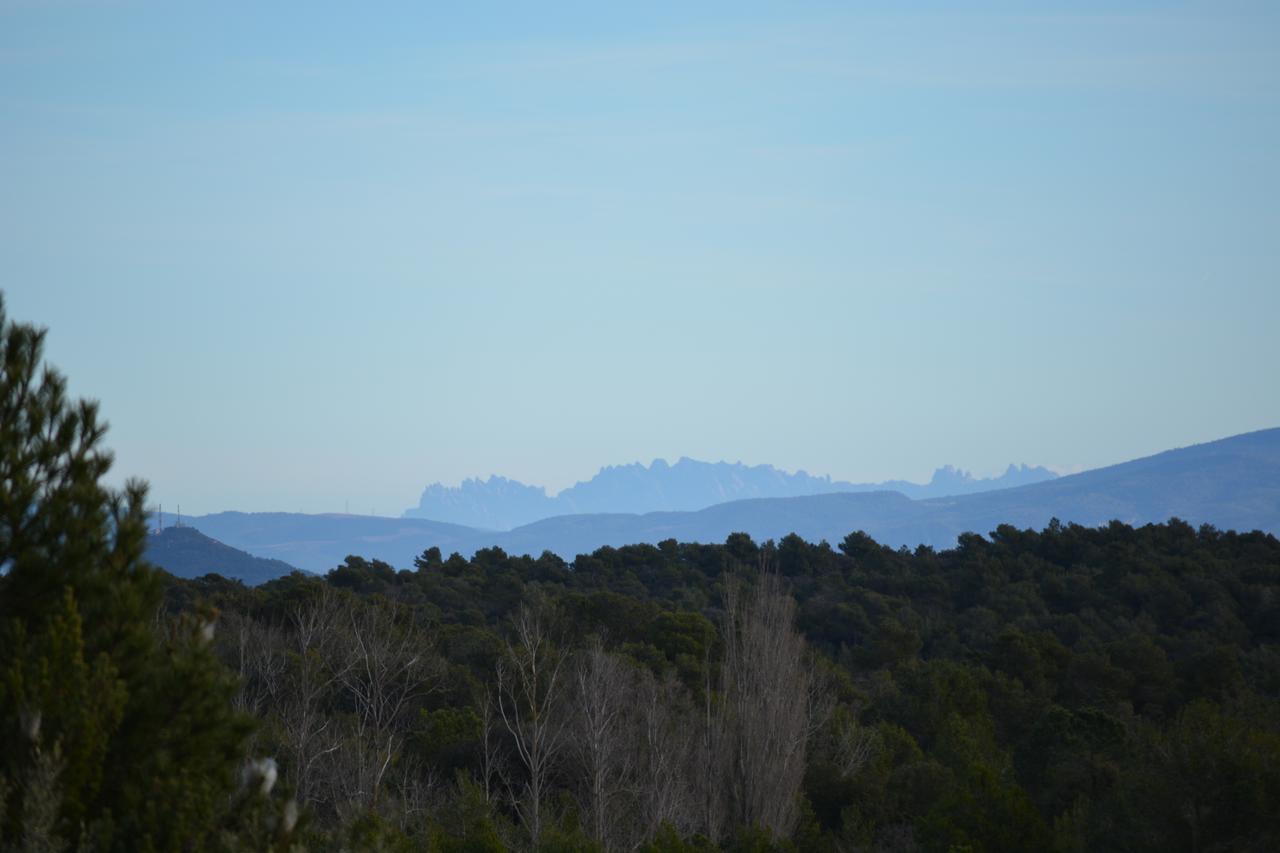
[478,687,502,805]
[569,639,634,851]
[495,603,567,847]
[696,647,727,842]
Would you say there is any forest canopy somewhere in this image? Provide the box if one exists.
[165,518,1280,852]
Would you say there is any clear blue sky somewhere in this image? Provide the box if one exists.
[3,1,1278,516]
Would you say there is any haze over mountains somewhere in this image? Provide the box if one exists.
[402,458,1059,529]
[165,429,1280,579]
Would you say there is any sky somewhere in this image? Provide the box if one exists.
[2,1,1278,517]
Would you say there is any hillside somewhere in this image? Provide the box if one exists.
[912,426,1280,539]
[145,525,301,585]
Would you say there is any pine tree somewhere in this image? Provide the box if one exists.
[0,295,255,851]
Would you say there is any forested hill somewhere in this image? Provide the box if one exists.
[165,519,1280,850]
[403,457,1057,529]
[145,525,301,585]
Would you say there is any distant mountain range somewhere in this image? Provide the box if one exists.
[402,458,1058,529]
[145,525,301,585]
[177,428,1280,579]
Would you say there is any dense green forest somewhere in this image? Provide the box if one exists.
[152,520,1280,852]
[2,298,1278,852]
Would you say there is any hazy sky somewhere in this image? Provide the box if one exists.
[3,1,1278,516]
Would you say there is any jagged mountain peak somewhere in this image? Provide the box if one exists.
[403,456,1058,530]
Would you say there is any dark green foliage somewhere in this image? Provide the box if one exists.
[429,774,508,853]
[639,825,719,852]
[327,554,399,593]
[154,513,1280,851]
[0,298,260,851]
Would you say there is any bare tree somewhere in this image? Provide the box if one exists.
[695,641,728,842]
[277,587,350,811]
[495,603,568,846]
[392,752,446,833]
[333,597,440,815]
[222,610,286,721]
[834,713,879,781]
[477,686,504,805]
[569,639,636,851]
[713,569,819,839]
[634,667,698,842]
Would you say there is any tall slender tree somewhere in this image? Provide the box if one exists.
[714,568,820,839]
[569,639,634,851]
[495,603,568,846]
